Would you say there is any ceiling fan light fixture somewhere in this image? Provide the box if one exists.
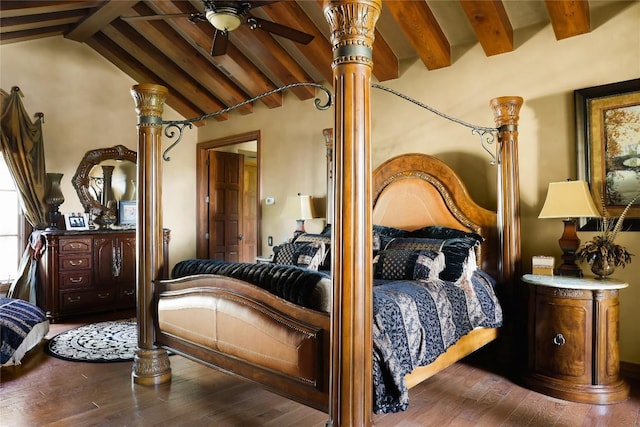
[206,8,242,32]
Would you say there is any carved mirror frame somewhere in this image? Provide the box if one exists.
[72,145,137,214]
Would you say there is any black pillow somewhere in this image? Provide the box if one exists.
[373,249,445,281]
[272,242,327,270]
[384,237,479,283]
[292,233,332,271]
[373,224,409,252]
[408,225,483,243]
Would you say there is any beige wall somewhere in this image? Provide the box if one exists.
[1,2,638,363]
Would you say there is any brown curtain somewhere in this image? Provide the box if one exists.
[1,87,48,303]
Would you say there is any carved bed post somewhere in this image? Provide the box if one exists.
[130,84,171,385]
[490,96,523,286]
[324,1,381,426]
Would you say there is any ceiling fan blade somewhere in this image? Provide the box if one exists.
[211,29,229,56]
[249,17,314,45]
[120,13,194,22]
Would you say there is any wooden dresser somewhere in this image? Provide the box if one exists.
[38,229,170,321]
[522,274,629,404]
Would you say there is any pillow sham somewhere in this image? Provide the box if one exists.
[384,237,479,283]
[293,233,332,271]
[373,249,445,281]
[272,241,326,271]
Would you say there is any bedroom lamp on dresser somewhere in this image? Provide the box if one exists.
[522,274,630,404]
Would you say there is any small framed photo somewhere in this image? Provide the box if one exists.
[119,200,137,226]
[64,213,89,231]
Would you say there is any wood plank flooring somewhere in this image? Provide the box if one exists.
[1,312,638,426]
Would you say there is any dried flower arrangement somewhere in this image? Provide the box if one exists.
[576,193,639,273]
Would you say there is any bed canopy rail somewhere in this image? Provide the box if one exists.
[130,1,522,425]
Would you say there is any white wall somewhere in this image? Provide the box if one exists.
[1,1,638,363]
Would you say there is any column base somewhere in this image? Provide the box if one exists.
[131,347,172,386]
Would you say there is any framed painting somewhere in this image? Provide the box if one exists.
[575,78,640,230]
[119,200,137,226]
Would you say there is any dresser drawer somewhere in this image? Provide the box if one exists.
[59,254,93,271]
[59,237,92,253]
[60,289,114,310]
[59,271,93,289]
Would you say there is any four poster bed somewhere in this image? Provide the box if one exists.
[130,1,522,424]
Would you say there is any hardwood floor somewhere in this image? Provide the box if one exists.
[1,313,638,427]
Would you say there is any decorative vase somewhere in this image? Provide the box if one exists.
[101,165,116,207]
[45,172,65,230]
[590,257,616,279]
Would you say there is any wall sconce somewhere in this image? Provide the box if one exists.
[538,180,601,277]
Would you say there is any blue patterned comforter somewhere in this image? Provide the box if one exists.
[372,270,502,413]
[1,298,49,365]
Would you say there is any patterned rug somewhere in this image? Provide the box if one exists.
[46,318,137,363]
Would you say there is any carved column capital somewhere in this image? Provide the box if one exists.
[130,84,168,127]
[324,0,381,68]
[490,96,523,129]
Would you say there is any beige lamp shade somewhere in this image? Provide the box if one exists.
[281,194,316,220]
[206,9,242,31]
[538,180,601,219]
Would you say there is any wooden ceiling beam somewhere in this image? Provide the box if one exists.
[0,25,67,44]
[0,1,103,18]
[126,3,253,115]
[384,0,450,70]
[230,25,317,100]
[544,0,590,40]
[0,10,85,34]
[102,20,229,119]
[65,0,139,42]
[261,1,333,83]
[87,32,209,122]
[459,0,513,56]
[146,0,283,110]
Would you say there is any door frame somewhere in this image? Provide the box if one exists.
[196,130,261,259]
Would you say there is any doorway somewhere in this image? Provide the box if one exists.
[196,131,260,262]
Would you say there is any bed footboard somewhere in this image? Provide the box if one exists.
[154,275,330,412]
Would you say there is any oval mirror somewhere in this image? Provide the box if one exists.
[72,145,136,219]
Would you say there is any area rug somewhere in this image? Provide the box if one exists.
[46,318,137,363]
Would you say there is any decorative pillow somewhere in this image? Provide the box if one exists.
[292,233,332,271]
[373,225,409,252]
[408,225,483,244]
[384,237,479,283]
[272,242,326,271]
[373,249,445,281]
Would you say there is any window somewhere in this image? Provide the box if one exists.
[0,155,21,284]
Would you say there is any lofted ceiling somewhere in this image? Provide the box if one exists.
[0,1,627,122]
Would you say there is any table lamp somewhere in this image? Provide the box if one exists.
[538,180,601,277]
[282,193,316,237]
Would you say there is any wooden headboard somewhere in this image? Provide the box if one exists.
[372,153,498,279]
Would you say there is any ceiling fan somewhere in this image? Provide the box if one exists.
[122,0,314,56]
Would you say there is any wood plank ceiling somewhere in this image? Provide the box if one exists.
[1,1,600,122]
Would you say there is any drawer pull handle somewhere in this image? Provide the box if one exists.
[69,260,84,266]
[98,293,111,299]
[123,290,135,296]
[69,277,83,283]
[67,296,81,303]
[553,333,566,346]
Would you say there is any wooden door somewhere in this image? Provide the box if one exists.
[209,151,244,262]
[243,161,258,261]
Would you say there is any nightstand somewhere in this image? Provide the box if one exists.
[522,274,630,404]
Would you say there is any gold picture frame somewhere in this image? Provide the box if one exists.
[575,78,640,230]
